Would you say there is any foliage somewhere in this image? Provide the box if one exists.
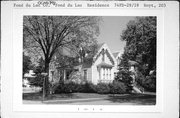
[23,53,33,76]
[117,17,156,92]
[143,75,156,92]
[121,17,156,76]
[54,80,130,94]
[115,53,133,91]
[83,82,97,93]
[54,81,96,94]
[77,43,99,63]
[53,54,79,69]
[23,16,101,97]
[23,16,101,64]
[109,81,127,94]
[96,83,110,94]
[26,58,45,88]
[137,71,156,92]
[33,57,45,74]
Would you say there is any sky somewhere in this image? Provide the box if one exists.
[98,16,135,53]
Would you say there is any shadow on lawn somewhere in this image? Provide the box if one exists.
[107,94,156,105]
[23,92,80,101]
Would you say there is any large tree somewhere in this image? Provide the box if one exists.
[115,53,133,92]
[117,16,156,91]
[121,16,156,76]
[23,16,101,97]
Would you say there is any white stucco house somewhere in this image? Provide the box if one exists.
[23,70,36,87]
[77,43,120,84]
[49,43,122,85]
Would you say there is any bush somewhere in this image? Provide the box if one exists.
[135,71,156,92]
[54,81,97,94]
[83,82,97,93]
[54,80,128,94]
[71,83,84,92]
[96,83,110,94]
[109,81,127,94]
[142,75,156,92]
[54,81,78,93]
[54,81,64,93]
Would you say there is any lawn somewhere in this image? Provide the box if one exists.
[23,92,156,105]
[23,92,108,101]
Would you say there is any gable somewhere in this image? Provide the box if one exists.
[93,43,116,66]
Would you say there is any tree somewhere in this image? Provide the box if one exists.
[121,17,156,76]
[23,16,101,97]
[33,57,45,74]
[23,53,33,76]
[115,53,132,92]
[26,57,44,88]
[118,16,156,91]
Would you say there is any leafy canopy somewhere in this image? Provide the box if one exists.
[121,16,156,76]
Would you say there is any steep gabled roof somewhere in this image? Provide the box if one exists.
[77,43,117,69]
[93,43,116,65]
[97,43,105,50]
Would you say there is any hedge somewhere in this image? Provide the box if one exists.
[96,83,110,94]
[109,81,127,94]
[54,80,128,94]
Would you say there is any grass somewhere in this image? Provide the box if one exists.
[23,92,108,101]
[23,92,156,105]
[108,93,156,105]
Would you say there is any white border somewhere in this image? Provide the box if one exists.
[1,1,179,118]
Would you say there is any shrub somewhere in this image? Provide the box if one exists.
[54,81,65,93]
[64,82,76,93]
[54,80,73,93]
[83,82,97,93]
[96,83,110,94]
[142,75,156,92]
[54,81,97,94]
[54,80,128,94]
[135,71,156,92]
[109,81,127,94]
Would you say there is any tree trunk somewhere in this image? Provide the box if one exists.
[43,59,50,98]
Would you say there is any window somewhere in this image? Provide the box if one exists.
[109,69,111,79]
[103,68,105,79]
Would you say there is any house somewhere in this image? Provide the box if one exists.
[23,70,36,87]
[49,43,122,85]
